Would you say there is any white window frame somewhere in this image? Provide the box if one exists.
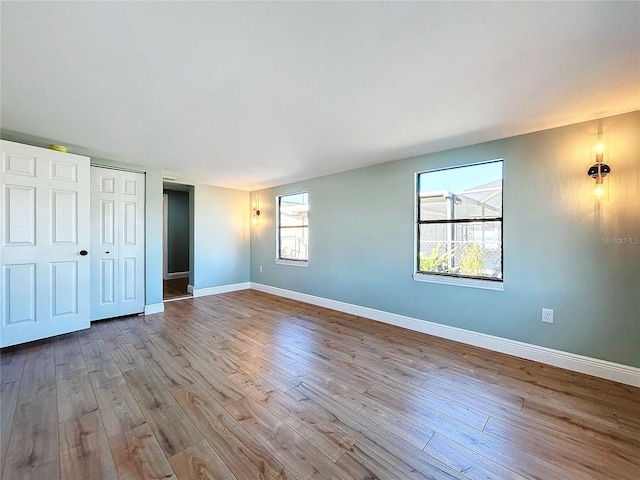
[413,159,504,291]
[275,191,309,267]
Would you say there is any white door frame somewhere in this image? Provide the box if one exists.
[163,193,169,280]
[162,186,191,281]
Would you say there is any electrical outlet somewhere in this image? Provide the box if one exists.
[259,265,263,273]
[542,308,554,324]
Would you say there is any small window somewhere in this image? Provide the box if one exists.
[277,192,309,263]
[416,160,503,283]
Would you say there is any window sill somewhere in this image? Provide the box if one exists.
[413,273,503,291]
[275,259,308,268]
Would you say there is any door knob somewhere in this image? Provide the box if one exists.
[79,250,88,256]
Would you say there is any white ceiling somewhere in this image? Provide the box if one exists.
[2,2,638,191]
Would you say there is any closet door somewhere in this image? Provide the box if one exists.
[90,166,145,320]
[0,140,90,347]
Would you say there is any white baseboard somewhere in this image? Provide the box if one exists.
[144,303,165,315]
[192,282,250,298]
[165,271,189,279]
[250,283,640,387]
[187,284,194,294]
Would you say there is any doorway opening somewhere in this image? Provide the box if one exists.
[163,182,193,301]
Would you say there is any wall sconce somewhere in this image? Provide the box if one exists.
[587,135,611,199]
[252,199,261,226]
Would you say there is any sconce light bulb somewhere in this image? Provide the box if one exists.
[252,217,257,225]
[594,185,604,198]
[595,141,604,155]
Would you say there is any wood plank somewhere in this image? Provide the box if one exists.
[498,360,638,409]
[424,433,527,480]
[0,380,21,478]
[168,439,237,480]
[177,347,246,406]
[154,314,229,349]
[281,346,374,393]
[618,413,640,438]
[123,365,202,457]
[54,351,98,425]
[75,326,104,346]
[138,337,195,391]
[94,320,130,351]
[228,366,357,462]
[57,373,99,423]
[288,382,465,480]
[335,444,414,480]
[173,383,291,480]
[354,378,575,479]
[524,387,627,432]
[3,343,60,479]
[115,318,147,345]
[59,410,119,480]
[226,395,350,480]
[131,328,183,357]
[109,423,176,480]
[365,382,489,432]
[110,343,147,373]
[88,360,146,438]
[227,364,281,402]
[483,416,640,479]
[521,403,640,453]
[425,365,537,408]
[295,371,435,450]
[419,376,524,421]
[235,354,301,393]
[219,328,297,368]
[0,349,26,383]
[80,339,113,373]
[267,320,430,388]
[179,339,241,376]
[56,352,88,379]
[54,335,83,365]
[221,320,276,346]
[150,332,189,362]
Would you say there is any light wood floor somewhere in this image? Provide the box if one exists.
[1,290,638,480]
[163,277,191,301]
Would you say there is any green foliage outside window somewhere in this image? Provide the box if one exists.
[460,243,485,276]
[419,247,454,273]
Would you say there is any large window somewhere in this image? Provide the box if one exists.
[416,160,503,283]
[277,192,309,263]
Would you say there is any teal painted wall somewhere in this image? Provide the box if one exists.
[250,111,640,368]
[164,189,190,273]
[193,184,250,289]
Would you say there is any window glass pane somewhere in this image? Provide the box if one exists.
[279,227,308,261]
[419,162,502,221]
[280,193,308,227]
[418,221,502,279]
[278,192,308,261]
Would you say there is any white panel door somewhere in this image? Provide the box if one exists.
[0,140,90,347]
[90,167,145,320]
